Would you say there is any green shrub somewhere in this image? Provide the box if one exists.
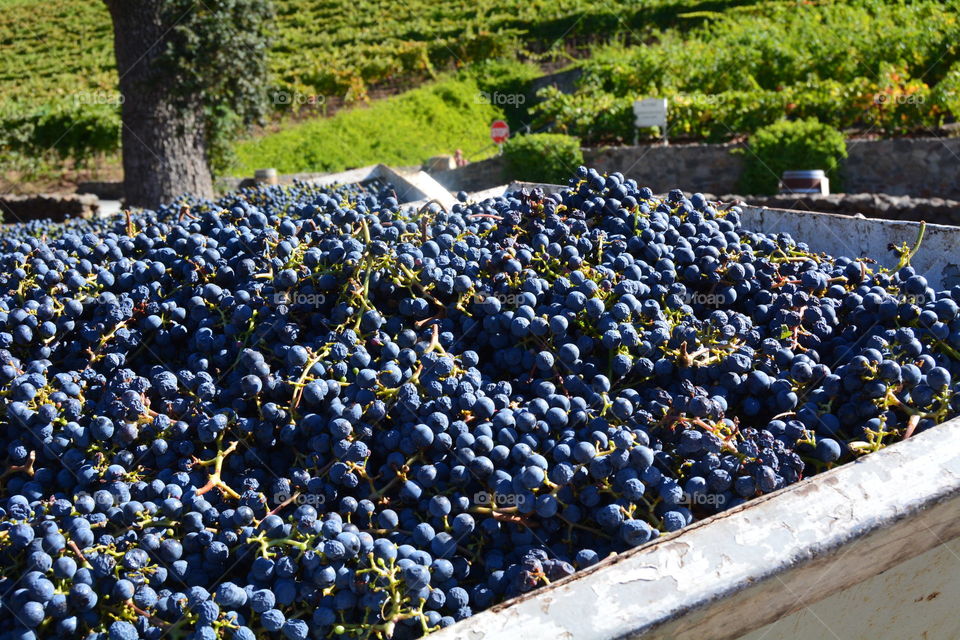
[503,133,583,184]
[531,87,635,144]
[932,61,960,122]
[0,102,120,163]
[738,119,847,195]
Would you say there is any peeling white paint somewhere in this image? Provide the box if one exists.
[433,417,960,640]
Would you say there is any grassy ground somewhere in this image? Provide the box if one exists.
[232,77,502,175]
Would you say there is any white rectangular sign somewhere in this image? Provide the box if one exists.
[633,98,667,128]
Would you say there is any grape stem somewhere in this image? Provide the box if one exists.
[903,414,921,440]
[895,221,926,271]
[194,439,241,499]
[266,491,301,517]
[67,540,93,569]
[0,450,35,479]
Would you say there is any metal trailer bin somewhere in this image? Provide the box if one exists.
[424,184,960,640]
[305,163,456,209]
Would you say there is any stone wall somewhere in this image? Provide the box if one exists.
[427,142,746,194]
[1,194,99,223]
[77,181,124,200]
[74,136,960,204]
[432,156,508,194]
[428,137,960,200]
[843,137,960,198]
[584,142,745,195]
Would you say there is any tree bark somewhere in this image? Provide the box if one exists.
[103,0,214,208]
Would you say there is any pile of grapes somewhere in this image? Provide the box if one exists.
[0,168,958,640]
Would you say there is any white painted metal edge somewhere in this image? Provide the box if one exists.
[301,164,457,209]
[737,206,960,290]
[431,416,960,640]
[466,185,513,202]
[302,165,382,188]
[378,166,458,210]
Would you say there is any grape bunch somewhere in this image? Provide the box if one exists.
[0,168,957,640]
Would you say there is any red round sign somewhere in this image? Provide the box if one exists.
[490,120,510,144]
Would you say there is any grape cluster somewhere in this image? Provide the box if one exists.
[0,169,957,640]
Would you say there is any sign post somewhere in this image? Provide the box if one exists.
[633,98,668,146]
[490,119,510,154]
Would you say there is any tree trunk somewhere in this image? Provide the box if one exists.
[103,0,214,208]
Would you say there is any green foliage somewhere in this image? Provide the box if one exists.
[262,0,746,102]
[462,60,541,130]
[534,71,945,145]
[931,61,960,121]
[159,0,274,176]
[0,0,748,168]
[576,1,960,96]
[0,101,119,163]
[531,87,635,144]
[0,0,117,163]
[738,119,847,196]
[503,133,583,184]
[232,77,500,175]
[534,0,959,144]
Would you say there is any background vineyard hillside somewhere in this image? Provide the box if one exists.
[1,0,958,188]
[0,0,735,182]
[533,1,960,144]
